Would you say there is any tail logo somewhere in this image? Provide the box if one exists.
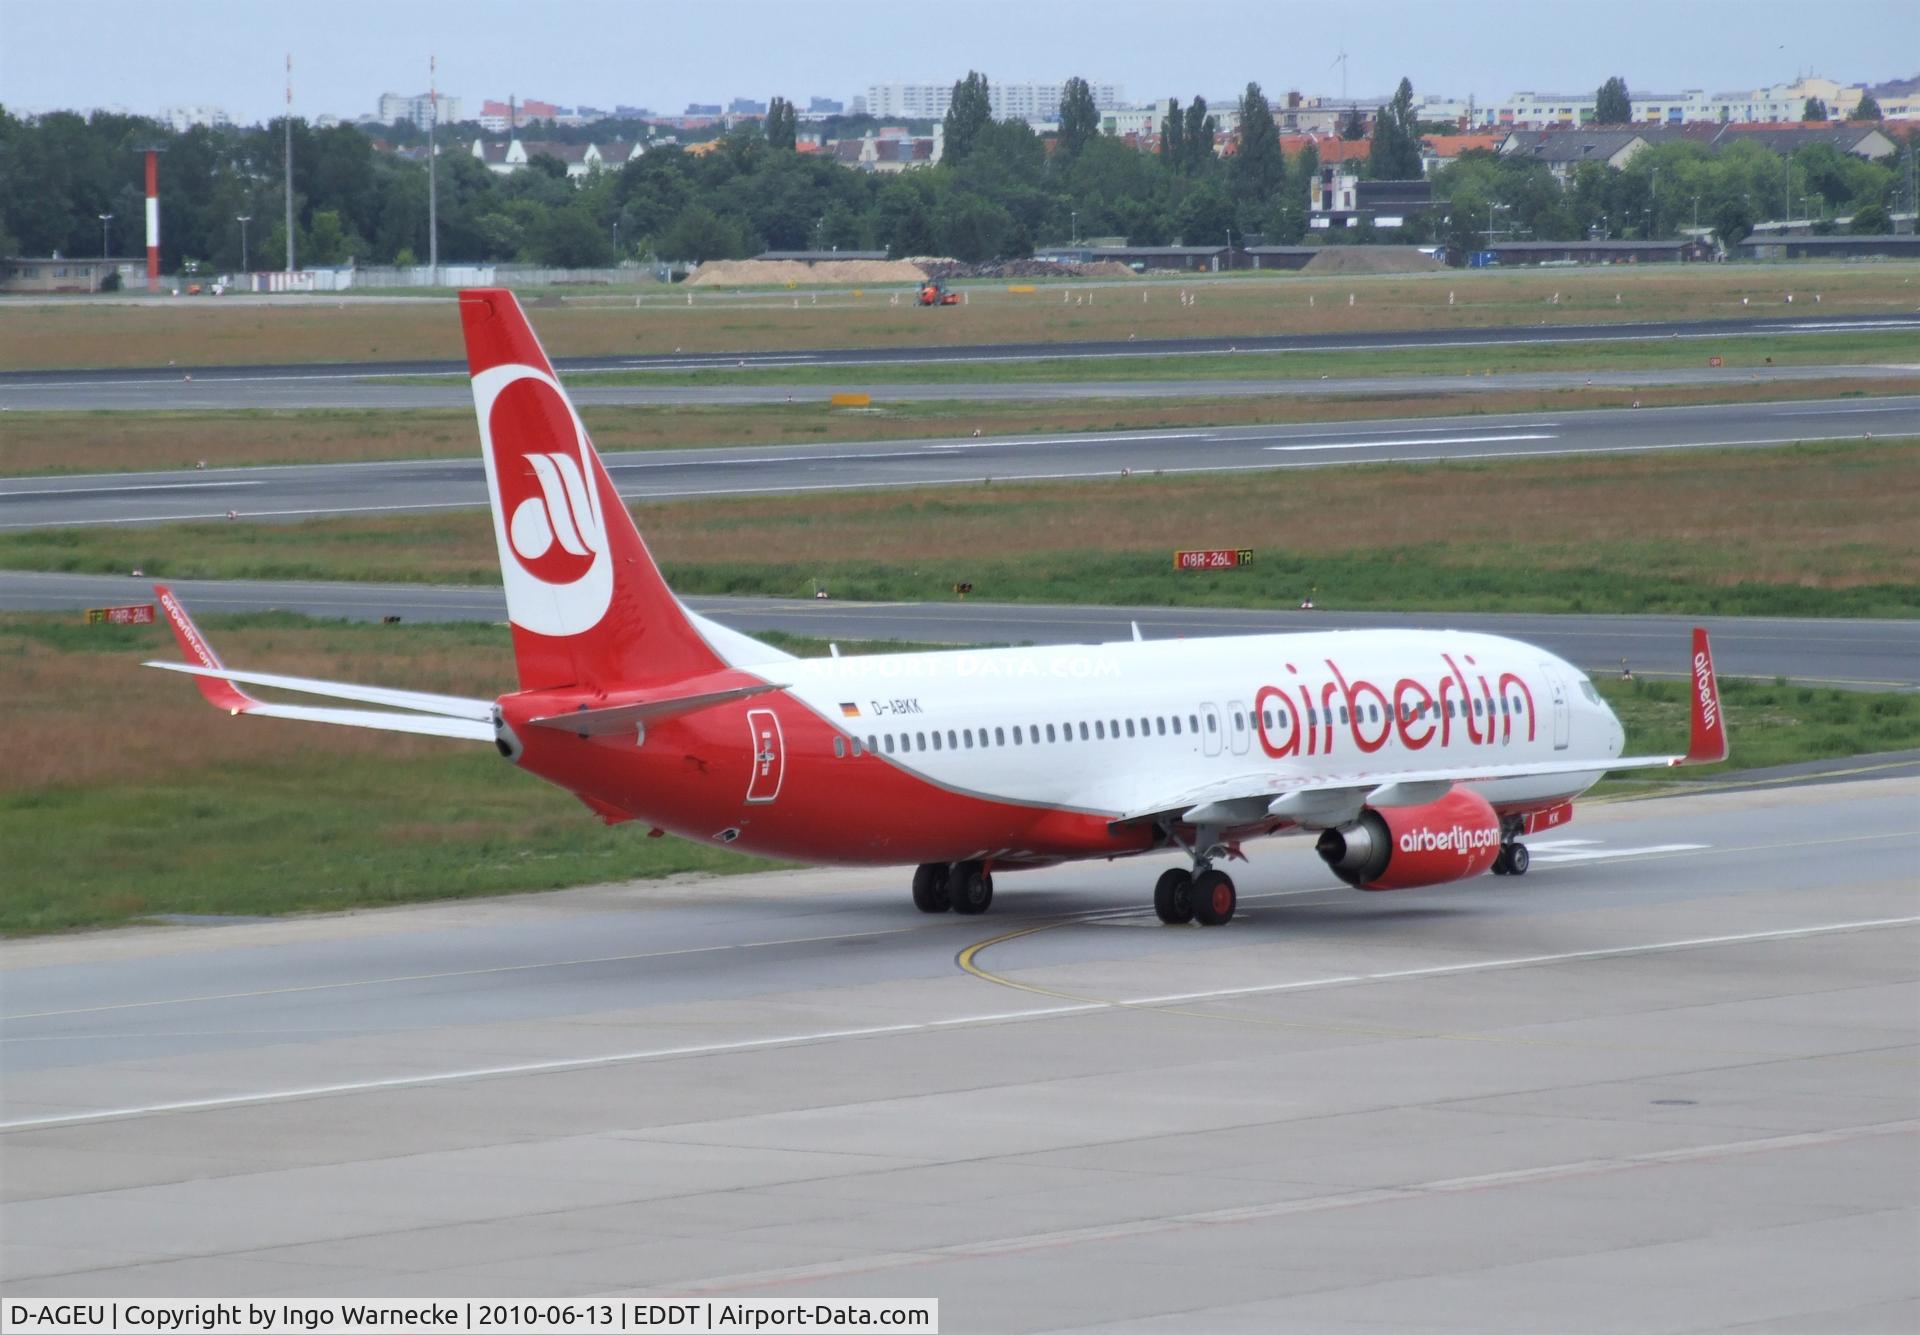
[472,364,614,637]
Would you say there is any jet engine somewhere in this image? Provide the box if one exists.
[1315,786,1503,890]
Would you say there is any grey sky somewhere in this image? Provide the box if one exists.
[2,0,1911,125]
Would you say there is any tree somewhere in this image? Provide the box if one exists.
[1181,97,1215,173]
[1058,76,1099,158]
[1230,82,1284,205]
[1340,108,1367,140]
[1852,92,1883,120]
[530,205,615,266]
[942,71,992,166]
[765,97,797,150]
[527,151,569,181]
[1594,77,1632,125]
[1175,182,1233,246]
[1849,202,1891,233]
[1368,77,1422,180]
[1804,96,1829,121]
[1158,98,1183,169]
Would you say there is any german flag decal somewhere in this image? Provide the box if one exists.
[839,702,860,718]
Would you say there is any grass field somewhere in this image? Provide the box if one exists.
[5,378,1911,477]
[5,610,1916,935]
[9,440,1914,618]
[6,264,1917,369]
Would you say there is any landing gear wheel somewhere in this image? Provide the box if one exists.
[1192,869,1237,926]
[1505,843,1529,876]
[950,861,994,915]
[1153,868,1195,925]
[911,862,951,913]
[1491,848,1512,875]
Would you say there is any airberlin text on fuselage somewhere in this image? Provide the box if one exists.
[1255,652,1535,758]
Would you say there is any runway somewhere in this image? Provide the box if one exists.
[3,776,1915,1325]
[6,312,1914,406]
[4,362,1910,413]
[5,397,1915,530]
[7,571,1917,692]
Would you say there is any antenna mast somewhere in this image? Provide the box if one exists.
[428,54,439,281]
[284,53,296,273]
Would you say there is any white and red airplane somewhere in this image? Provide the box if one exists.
[151,289,1727,926]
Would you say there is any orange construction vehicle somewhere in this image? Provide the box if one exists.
[918,277,960,306]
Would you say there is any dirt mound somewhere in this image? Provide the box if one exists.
[918,258,1140,280]
[1301,246,1447,274]
[686,258,929,287]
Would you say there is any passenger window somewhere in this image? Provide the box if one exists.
[1029,725,1040,743]
[1011,726,1022,746]
[1205,714,1217,733]
[833,736,845,757]
[995,726,1006,746]
[1156,717,1166,735]
[1473,699,1483,716]
[962,729,973,749]
[932,731,942,751]
[1171,716,1182,735]
[851,738,863,757]
[1338,706,1348,724]
[1095,720,1106,739]
[1046,724,1056,742]
[1189,714,1199,733]
[868,734,879,752]
[1110,719,1119,736]
[917,731,927,750]
[948,729,958,749]
[884,734,895,754]
[1078,721,1089,740]
[1125,719,1136,738]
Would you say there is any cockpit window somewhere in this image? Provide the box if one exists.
[1579,681,1601,705]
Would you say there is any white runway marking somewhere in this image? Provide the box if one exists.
[4,914,1913,1132]
[1525,837,1711,863]
[1265,432,1557,452]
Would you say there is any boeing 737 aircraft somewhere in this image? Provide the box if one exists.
[152,289,1727,926]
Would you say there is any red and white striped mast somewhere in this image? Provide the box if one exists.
[283,53,296,273]
[143,148,160,291]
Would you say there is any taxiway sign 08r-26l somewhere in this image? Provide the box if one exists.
[152,289,1728,926]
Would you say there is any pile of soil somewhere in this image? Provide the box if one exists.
[1300,246,1447,274]
[918,258,1140,280]
[686,258,930,287]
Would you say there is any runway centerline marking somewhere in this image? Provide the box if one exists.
[4,913,1913,1131]
[1265,433,1557,452]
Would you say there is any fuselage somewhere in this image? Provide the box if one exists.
[498,627,1625,868]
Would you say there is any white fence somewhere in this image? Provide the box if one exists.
[239,264,657,292]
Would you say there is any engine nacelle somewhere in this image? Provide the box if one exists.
[1315,786,1503,890]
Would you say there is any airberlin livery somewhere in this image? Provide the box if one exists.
[151,289,1728,926]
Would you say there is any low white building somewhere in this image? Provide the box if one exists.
[377,92,461,131]
[470,138,642,178]
[157,105,232,132]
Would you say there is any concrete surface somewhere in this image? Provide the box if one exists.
[3,776,1915,1329]
[4,397,1915,530]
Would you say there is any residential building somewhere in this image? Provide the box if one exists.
[478,99,559,132]
[863,79,1124,124]
[829,130,938,173]
[376,92,461,130]
[470,137,642,178]
[1308,168,1435,230]
[806,97,844,116]
[157,105,232,132]
[729,97,768,117]
[1499,128,1651,180]
[1420,132,1504,174]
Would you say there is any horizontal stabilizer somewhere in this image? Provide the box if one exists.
[528,682,784,736]
[144,662,492,721]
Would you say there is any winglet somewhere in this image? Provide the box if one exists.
[153,584,256,715]
[1681,626,1727,765]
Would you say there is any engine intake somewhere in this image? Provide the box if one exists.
[1315,786,1503,890]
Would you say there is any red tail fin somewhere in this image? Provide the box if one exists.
[1684,626,1727,764]
[460,289,725,692]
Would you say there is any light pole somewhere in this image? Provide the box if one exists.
[612,218,620,258]
[97,212,113,259]
[236,215,251,273]
[1485,200,1509,245]
[1070,209,1077,246]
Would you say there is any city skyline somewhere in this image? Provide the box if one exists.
[3,0,1912,127]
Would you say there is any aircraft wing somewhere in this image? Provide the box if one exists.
[147,585,496,742]
[1116,628,1725,828]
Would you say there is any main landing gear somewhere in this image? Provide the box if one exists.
[911,860,993,915]
[1490,841,1530,876]
[1152,842,1237,927]
[1490,819,1531,877]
